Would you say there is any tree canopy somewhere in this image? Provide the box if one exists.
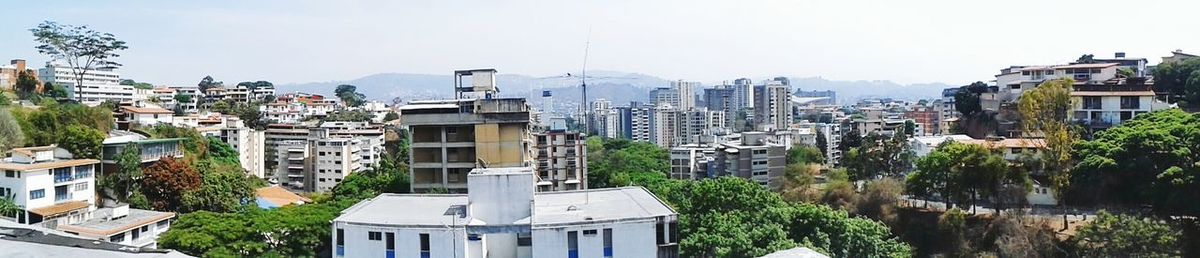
[1153,58,1200,108]
[334,84,366,107]
[906,141,1027,212]
[1073,211,1182,257]
[30,21,128,102]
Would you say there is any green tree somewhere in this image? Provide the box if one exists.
[56,125,104,159]
[815,132,828,161]
[907,141,1023,213]
[1017,78,1075,224]
[1152,58,1200,107]
[0,194,20,218]
[197,75,221,93]
[14,70,40,98]
[119,79,155,89]
[954,81,988,116]
[1071,109,1200,216]
[334,84,366,107]
[332,158,411,200]
[181,158,258,213]
[100,142,142,203]
[0,108,25,153]
[31,21,128,102]
[843,132,912,180]
[787,145,825,165]
[383,111,399,121]
[1073,211,1181,257]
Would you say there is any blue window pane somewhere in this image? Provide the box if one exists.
[421,252,431,258]
[568,250,579,258]
[604,247,613,257]
[335,246,344,257]
[386,250,395,258]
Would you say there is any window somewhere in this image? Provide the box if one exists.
[1082,97,1102,109]
[603,228,613,258]
[1121,111,1133,121]
[1120,96,1140,109]
[132,228,140,240]
[336,229,345,257]
[110,232,125,242]
[53,167,72,183]
[656,223,665,245]
[4,170,13,178]
[420,233,431,258]
[583,229,598,236]
[74,182,88,191]
[567,231,579,258]
[55,185,69,201]
[368,231,382,241]
[156,220,169,229]
[74,165,93,179]
[517,233,532,246]
[30,189,44,199]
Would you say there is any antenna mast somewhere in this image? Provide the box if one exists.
[581,29,592,136]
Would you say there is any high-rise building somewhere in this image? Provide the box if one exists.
[331,167,679,258]
[754,78,792,131]
[676,109,725,145]
[38,62,133,105]
[219,124,266,178]
[650,104,678,148]
[732,78,754,110]
[816,123,843,166]
[533,131,587,192]
[649,87,679,110]
[672,80,698,111]
[629,105,653,142]
[401,70,534,193]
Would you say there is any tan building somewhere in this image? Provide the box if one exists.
[401,69,534,193]
[1,59,36,91]
[533,130,587,191]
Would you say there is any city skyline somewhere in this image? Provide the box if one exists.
[2,0,1197,87]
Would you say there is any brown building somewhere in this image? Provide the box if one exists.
[1,59,38,91]
[905,106,940,136]
[533,130,587,191]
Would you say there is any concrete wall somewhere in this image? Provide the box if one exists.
[336,223,467,258]
[530,220,659,258]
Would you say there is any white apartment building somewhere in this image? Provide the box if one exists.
[312,137,364,192]
[331,167,679,258]
[732,78,754,111]
[219,124,267,178]
[676,109,726,146]
[58,205,175,249]
[671,80,698,111]
[0,146,99,226]
[321,121,386,168]
[669,144,714,180]
[816,123,842,166]
[754,79,792,131]
[167,86,201,113]
[533,131,587,191]
[630,105,653,143]
[650,104,677,148]
[38,62,132,105]
[1071,82,1172,130]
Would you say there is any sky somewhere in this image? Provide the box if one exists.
[2,0,1198,87]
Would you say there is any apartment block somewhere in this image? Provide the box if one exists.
[401,96,534,193]
[672,80,698,111]
[311,136,364,192]
[712,132,787,189]
[533,130,587,191]
[650,104,677,148]
[0,146,99,226]
[38,62,133,105]
[649,87,680,110]
[669,144,715,180]
[754,78,792,131]
[675,109,725,146]
[219,124,267,178]
[331,167,678,258]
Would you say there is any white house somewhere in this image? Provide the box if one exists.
[332,167,679,258]
[57,204,175,249]
[0,146,99,227]
[118,106,174,127]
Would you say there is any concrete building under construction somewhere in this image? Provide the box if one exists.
[400,69,536,193]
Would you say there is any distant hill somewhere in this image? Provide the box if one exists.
[277,71,954,106]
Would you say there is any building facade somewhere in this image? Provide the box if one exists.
[401,98,534,193]
[331,167,678,258]
[533,131,587,191]
[0,146,99,226]
[38,62,132,105]
[712,132,787,189]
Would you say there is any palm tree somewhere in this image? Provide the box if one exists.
[0,194,21,219]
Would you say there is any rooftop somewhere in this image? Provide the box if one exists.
[335,187,675,228]
[961,138,1046,149]
[57,208,175,236]
[0,220,193,258]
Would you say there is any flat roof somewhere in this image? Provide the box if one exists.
[57,208,175,236]
[532,187,675,226]
[335,187,675,228]
[0,220,193,257]
[0,159,99,171]
[336,194,469,227]
[1071,91,1156,96]
[1054,63,1118,69]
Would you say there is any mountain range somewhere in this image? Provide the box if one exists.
[276,71,957,106]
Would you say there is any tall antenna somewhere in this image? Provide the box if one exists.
[581,28,592,136]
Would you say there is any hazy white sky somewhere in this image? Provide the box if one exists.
[2,0,1197,86]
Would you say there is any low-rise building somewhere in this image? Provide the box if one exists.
[1070,82,1173,130]
[331,167,679,258]
[38,62,132,106]
[401,96,535,193]
[116,106,174,129]
[669,144,715,180]
[0,146,99,226]
[0,219,194,257]
[57,205,175,249]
